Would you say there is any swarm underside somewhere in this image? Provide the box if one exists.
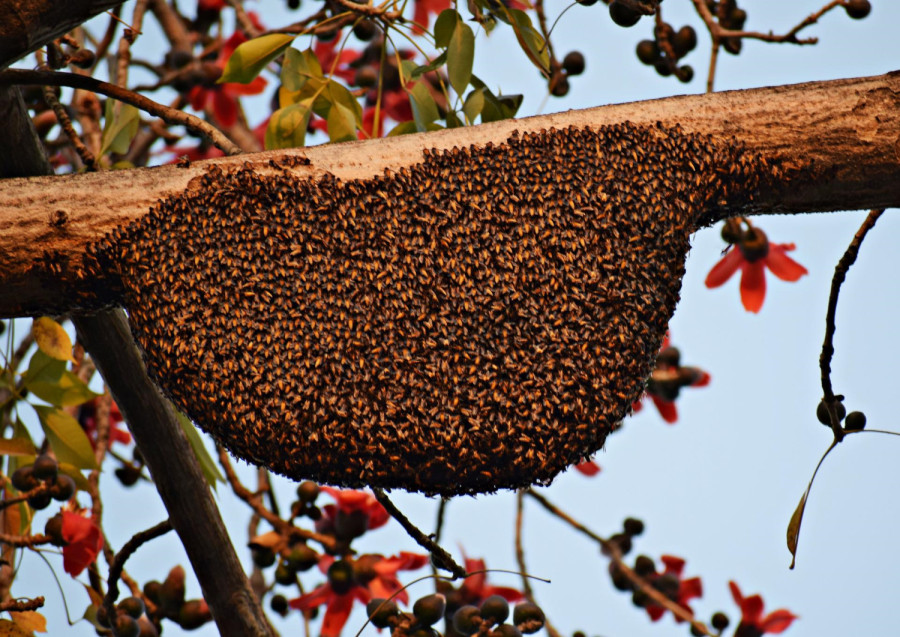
[84,123,773,495]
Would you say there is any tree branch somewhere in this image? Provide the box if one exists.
[0,71,898,318]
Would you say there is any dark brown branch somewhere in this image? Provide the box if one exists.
[372,488,466,579]
[819,209,884,440]
[74,310,275,637]
[0,596,44,612]
[0,69,241,155]
[103,519,172,618]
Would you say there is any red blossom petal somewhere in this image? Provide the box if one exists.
[484,585,525,602]
[574,460,601,476]
[760,609,799,633]
[61,512,103,576]
[188,86,209,111]
[728,580,745,606]
[704,246,744,288]
[679,576,703,603]
[290,583,334,611]
[375,552,430,574]
[690,370,711,387]
[739,260,767,313]
[660,555,685,576]
[226,75,268,96]
[765,244,808,282]
[645,604,666,621]
[212,90,239,128]
[631,399,644,413]
[412,0,452,34]
[650,394,678,424]
[740,593,765,626]
[320,592,356,637]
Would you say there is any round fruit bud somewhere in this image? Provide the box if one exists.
[353,20,379,42]
[634,554,656,577]
[631,588,650,608]
[609,563,632,591]
[44,513,66,546]
[844,411,867,431]
[675,65,694,83]
[274,560,297,586]
[137,616,158,637]
[114,614,141,637]
[27,491,52,510]
[845,0,871,19]
[115,464,142,487]
[562,51,585,76]
[328,560,355,595]
[655,573,680,600]
[636,40,660,65]
[355,66,379,89]
[409,628,439,637]
[50,474,76,501]
[413,593,446,626]
[609,532,633,555]
[11,465,39,492]
[816,399,846,426]
[575,0,599,5]
[491,624,522,637]
[549,73,569,98]
[316,28,338,42]
[366,598,399,628]
[608,0,642,27]
[118,596,146,619]
[95,603,112,628]
[251,546,277,568]
[623,517,645,537]
[690,624,705,637]
[728,8,748,28]
[453,605,483,634]
[512,602,545,634]
[32,455,58,481]
[711,611,730,631]
[178,599,212,630]
[160,565,186,617]
[672,26,697,57]
[480,595,510,625]
[654,59,673,77]
[287,0,301,8]
[143,581,162,605]
[334,508,368,540]
[286,544,319,571]
[270,594,289,616]
[723,37,742,55]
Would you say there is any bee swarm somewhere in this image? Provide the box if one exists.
[80,122,776,495]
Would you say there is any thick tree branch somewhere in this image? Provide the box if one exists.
[0,0,125,70]
[0,71,898,318]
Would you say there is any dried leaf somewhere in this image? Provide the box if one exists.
[31,318,72,362]
[787,488,809,569]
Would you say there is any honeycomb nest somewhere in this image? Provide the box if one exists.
[83,123,774,496]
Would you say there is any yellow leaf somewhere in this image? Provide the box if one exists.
[0,618,32,636]
[31,318,72,362]
[10,610,46,633]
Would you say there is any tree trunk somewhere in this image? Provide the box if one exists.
[0,71,898,318]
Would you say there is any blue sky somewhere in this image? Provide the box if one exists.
[8,1,900,636]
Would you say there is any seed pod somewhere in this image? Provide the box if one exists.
[480,595,510,625]
[413,593,446,626]
[512,602,545,634]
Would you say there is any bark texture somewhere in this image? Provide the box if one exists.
[0,71,898,317]
[0,0,124,70]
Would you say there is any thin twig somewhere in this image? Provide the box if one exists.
[103,519,173,629]
[0,69,241,156]
[0,596,44,612]
[524,489,711,635]
[515,492,564,637]
[820,209,884,440]
[42,84,97,170]
[372,488,465,578]
[690,0,829,45]
[0,533,51,547]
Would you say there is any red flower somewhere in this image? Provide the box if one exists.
[290,552,428,637]
[314,34,360,84]
[61,511,104,577]
[705,226,807,313]
[574,459,601,476]
[644,555,702,623]
[79,397,131,448]
[412,0,452,34]
[632,338,709,424]
[316,486,390,533]
[188,30,268,127]
[729,581,798,635]
[461,554,525,604]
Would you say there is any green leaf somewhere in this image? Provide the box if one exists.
[281,47,325,93]
[387,120,419,137]
[23,351,100,407]
[265,102,313,149]
[32,317,72,361]
[33,406,98,470]
[787,488,809,569]
[408,82,439,132]
[506,9,550,74]
[463,88,485,123]
[326,101,359,143]
[175,411,224,488]
[434,9,460,49]
[448,21,475,97]
[411,51,448,79]
[0,437,36,457]
[445,110,463,128]
[99,100,139,157]
[219,33,295,84]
